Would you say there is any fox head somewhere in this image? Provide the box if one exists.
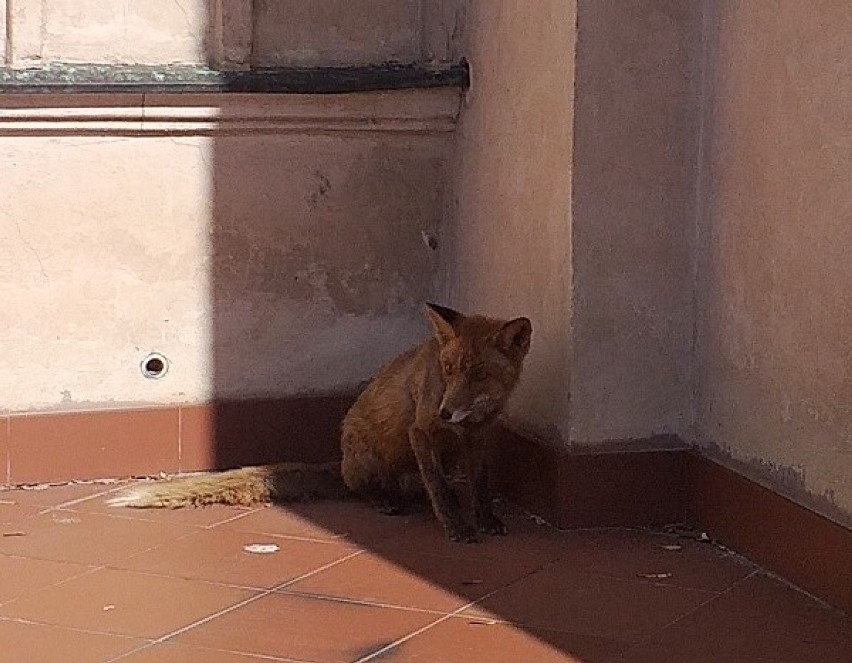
[425,302,532,427]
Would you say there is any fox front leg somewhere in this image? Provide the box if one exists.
[465,440,507,536]
[409,425,479,543]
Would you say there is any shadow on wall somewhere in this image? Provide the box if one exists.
[198,4,603,662]
[205,94,450,469]
[197,2,692,661]
[200,3,454,469]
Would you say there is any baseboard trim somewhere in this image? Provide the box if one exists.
[490,428,851,614]
[685,453,852,613]
[490,428,690,529]
[3,403,849,612]
[1,395,353,486]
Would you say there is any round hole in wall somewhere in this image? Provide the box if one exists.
[141,353,169,380]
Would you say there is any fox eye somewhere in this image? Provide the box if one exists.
[443,362,454,375]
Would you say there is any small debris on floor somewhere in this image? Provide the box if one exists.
[467,619,498,627]
[661,544,683,551]
[52,516,81,525]
[243,543,280,554]
[662,523,711,542]
[524,512,550,527]
[10,477,126,492]
[0,481,845,661]
[421,230,438,251]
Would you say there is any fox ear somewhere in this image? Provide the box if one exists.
[425,302,461,343]
[497,317,532,355]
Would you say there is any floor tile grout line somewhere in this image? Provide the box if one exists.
[89,563,394,597]
[29,484,131,515]
[353,552,568,663]
[97,521,276,577]
[756,567,846,614]
[0,613,153,643]
[5,531,202,569]
[577,568,725,596]
[355,613,456,663]
[272,589,452,617]
[55,504,265,528]
[353,538,727,661]
[56,483,129,507]
[1,522,359,598]
[607,568,762,662]
[156,642,317,663]
[0,560,388,639]
[201,505,267,529]
[2,483,133,505]
[0,518,210,589]
[0,564,107,610]
[103,548,367,663]
[353,578,527,663]
[206,522,358,545]
[91,566,272,594]
[98,519,362,586]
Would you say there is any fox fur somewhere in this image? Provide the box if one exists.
[108,303,532,542]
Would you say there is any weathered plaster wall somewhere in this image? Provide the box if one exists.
[439,0,576,443]
[40,0,208,64]
[1,0,460,68]
[252,0,420,67]
[570,0,702,444]
[6,0,210,66]
[0,91,456,414]
[695,1,852,524]
[0,133,212,412]
[209,127,449,400]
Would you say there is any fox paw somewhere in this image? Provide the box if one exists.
[377,503,405,516]
[478,514,508,536]
[446,523,480,544]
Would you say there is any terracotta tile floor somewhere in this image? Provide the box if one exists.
[0,481,849,663]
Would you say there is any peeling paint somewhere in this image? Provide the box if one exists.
[699,438,852,530]
[694,2,852,523]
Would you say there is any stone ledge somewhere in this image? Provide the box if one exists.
[0,87,462,136]
[0,62,470,94]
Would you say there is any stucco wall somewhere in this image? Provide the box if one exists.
[695,1,852,524]
[0,91,456,414]
[252,0,420,67]
[438,0,576,443]
[4,0,211,66]
[570,0,703,443]
[442,0,702,447]
[1,0,460,68]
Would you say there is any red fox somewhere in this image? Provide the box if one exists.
[109,303,532,542]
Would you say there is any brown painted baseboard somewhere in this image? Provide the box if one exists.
[490,428,851,614]
[490,427,691,529]
[2,402,849,613]
[685,453,852,614]
[1,395,353,485]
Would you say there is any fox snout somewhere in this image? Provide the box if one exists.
[438,392,490,425]
[439,405,471,424]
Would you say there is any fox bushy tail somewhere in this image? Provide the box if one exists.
[107,462,347,509]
